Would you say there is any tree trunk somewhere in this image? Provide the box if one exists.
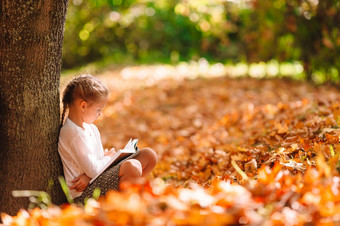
[303,60,313,82]
[0,0,69,215]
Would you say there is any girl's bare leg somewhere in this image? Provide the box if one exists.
[133,147,158,176]
[119,159,142,183]
[118,147,157,185]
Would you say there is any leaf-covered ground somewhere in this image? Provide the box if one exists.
[3,66,340,225]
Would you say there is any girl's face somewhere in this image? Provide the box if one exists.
[82,96,108,124]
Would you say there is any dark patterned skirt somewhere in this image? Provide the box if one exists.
[74,150,140,204]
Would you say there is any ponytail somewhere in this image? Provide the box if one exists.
[60,105,67,130]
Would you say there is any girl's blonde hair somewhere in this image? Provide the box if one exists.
[60,74,108,128]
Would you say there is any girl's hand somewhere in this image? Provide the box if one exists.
[104,148,116,157]
[70,173,91,192]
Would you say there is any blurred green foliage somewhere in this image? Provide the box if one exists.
[62,0,340,82]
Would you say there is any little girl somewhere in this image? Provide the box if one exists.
[58,74,158,203]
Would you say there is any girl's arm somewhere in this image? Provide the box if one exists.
[69,136,112,178]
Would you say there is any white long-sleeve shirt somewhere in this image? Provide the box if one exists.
[58,118,111,198]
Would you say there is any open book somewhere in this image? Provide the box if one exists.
[90,139,138,184]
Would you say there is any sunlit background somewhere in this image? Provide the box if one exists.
[62,0,340,84]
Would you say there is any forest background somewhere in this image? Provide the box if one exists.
[62,0,340,83]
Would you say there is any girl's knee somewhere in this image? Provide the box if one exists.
[120,159,142,178]
[139,147,158,166]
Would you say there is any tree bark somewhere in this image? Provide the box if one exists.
[0,0,68,215]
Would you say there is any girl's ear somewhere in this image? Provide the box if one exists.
[80,100,87,112]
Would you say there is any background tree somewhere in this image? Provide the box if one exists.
[0,0,68,215]
[242,0,340,81]
[289,0,340,81]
